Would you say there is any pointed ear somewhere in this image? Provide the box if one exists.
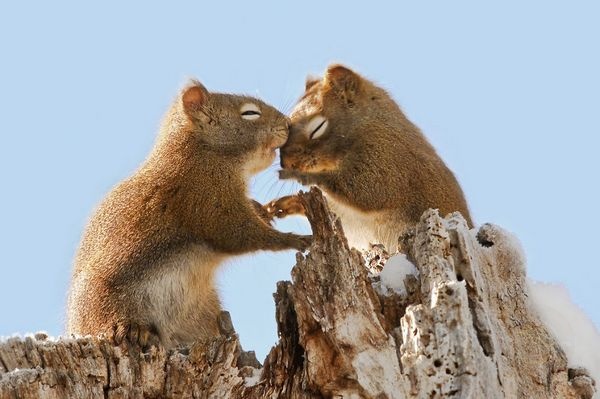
[181,81,209,116]
[324,64,361,102]
[305,75,320,91]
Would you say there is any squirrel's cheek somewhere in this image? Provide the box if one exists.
[266,132,288,150]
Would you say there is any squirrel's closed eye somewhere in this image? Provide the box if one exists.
[306,115,329,139]
[240,103,261,120]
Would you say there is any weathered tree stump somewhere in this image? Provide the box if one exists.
[0,188,595,398]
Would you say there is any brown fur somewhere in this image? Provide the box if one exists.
[66,80,311,348]
[276,64,472,250]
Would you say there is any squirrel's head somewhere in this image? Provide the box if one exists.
[280,64,396,174]
[159,80,289,177]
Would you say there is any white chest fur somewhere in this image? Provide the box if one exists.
[324,193,403,252]
[325,194,379,250]
[139,244,224,345]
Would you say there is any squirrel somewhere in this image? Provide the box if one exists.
[270,64,472,251]
[66,80,311,348]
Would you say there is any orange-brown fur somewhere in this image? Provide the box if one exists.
[67,81,311,348]
[276,64,472,250]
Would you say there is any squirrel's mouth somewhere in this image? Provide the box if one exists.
[280,148,342,174]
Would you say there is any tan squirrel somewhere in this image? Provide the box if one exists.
[271,64,472,251]
[66,80,311,348]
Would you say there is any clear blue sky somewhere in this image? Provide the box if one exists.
[1,2,598,361]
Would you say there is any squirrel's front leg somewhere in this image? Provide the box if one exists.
[240,221,312,252]
[210,205,312,254]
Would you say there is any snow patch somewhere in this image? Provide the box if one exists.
[378,253,419,296]
[501,230,527,270]
[528,280,600,387]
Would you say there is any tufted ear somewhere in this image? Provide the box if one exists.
[182,80,209,117]
[305,75,320,91]
[324,64,361,103]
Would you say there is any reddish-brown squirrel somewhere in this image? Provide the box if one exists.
[67,80,311,348]
[271,64,472,251]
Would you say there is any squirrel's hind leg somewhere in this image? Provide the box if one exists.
[113,321,162,351]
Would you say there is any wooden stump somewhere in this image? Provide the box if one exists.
[0,188,594,398]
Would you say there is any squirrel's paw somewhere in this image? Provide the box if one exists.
[113,322,161,350]
[266,195,306,219]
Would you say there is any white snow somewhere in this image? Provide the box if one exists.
[528,280,600,390]
[379,254,419,296]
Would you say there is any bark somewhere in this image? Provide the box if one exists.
[0,188,595,398]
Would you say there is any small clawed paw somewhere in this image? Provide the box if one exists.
[113,322,161,350]
[266,195,306,219]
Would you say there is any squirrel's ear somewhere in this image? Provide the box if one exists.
[305,75,320,91]
[182,81,209,116]
[324,64,361,103]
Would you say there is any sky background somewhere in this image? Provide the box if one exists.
[1,2,598,361]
